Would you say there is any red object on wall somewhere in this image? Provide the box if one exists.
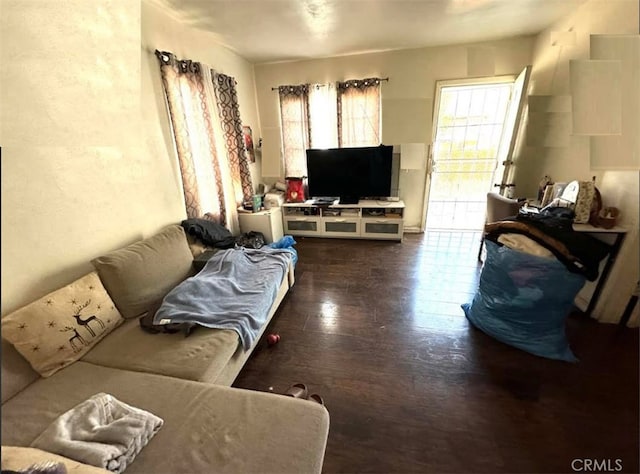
[286,178,305,203]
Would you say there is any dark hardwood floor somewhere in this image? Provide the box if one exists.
[233,232,639,473]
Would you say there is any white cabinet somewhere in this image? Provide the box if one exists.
[282,200,404,241]
[238,207,284,243]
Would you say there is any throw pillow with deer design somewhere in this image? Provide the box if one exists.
[2,272,123,377]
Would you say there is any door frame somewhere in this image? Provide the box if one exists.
[420,74,517,232]
[493,66,532,196]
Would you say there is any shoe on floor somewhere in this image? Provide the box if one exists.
[283,383,308,399]
[309,393,324,406]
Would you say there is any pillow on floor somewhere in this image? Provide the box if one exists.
[1,272,124,377]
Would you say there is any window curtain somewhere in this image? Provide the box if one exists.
[337,78,382,147]
[155,50,227,224]
[212,72,254,205]
[278,84,311,177]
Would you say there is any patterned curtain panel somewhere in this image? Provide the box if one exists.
[337,78,382,147]
[155,50,226,224]
[278,84,311,177]
[212,72,254,203]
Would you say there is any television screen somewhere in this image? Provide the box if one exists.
[306,145,393,203]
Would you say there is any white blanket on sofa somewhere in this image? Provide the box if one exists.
[31,393,163,473]
[153,247,292,350]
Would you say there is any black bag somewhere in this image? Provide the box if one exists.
[235,231,265,249]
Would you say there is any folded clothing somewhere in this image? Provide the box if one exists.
[31,393,163,474]
[496,233,555,259]
[486,215,610,281]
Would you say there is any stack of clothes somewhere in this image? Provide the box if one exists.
[463,207,611,362]
[484,207,610,281]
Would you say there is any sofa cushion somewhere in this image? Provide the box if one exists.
[1,446,110,473]
[91,225,194,319]
[1,273,124,377]
[81,318,239,384]
[1,340,39,403]
[1,362,330,474]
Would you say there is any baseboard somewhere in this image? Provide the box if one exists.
[404,227,422,233]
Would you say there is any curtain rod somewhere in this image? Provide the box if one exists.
[271,77,389,91]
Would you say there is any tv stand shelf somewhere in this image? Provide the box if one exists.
[282,200,404,241]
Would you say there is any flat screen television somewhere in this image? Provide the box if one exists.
[306,145,393,204]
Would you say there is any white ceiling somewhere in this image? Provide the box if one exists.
[148,0,586,64]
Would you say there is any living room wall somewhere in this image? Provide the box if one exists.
[254,36,534,230]
[0,0,261,315]
[516,0,639,325]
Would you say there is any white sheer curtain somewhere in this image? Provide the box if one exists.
[309,83,338,149]
[337,78,382,147]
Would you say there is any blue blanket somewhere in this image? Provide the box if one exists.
[153,247,292,350]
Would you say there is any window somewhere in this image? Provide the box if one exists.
[278,78,382,176]
[337,78,381,147]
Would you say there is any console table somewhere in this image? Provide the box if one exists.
[572,223,628,318]
[282,199,405,241]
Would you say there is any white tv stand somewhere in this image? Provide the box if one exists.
[282,199,405,241]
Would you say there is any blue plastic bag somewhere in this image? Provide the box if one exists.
[462,240,585,362]
[269,235,296,249]
[268,235,298,266]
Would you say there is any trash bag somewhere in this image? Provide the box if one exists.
[235,231,265,249]
[462,240,585,362]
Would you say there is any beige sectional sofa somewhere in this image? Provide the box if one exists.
[1,224,329,473]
